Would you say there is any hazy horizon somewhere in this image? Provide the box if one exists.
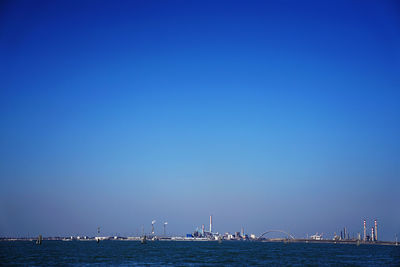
[1,0,399,241]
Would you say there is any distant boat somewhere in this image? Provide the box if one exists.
[36,235,42,245]
[141,235,147,244]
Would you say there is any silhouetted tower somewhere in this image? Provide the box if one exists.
[374,220,378,241]
[371,227,375,242]
[97,227,101,243]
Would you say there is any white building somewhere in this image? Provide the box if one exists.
[310,233,323,240]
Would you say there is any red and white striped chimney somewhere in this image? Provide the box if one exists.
[363,220,366,241]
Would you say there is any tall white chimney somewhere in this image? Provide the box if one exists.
[210,215,212,233]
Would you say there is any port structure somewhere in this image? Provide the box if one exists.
[258,230,295,240]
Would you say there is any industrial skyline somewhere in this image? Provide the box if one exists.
[2,215,396,246]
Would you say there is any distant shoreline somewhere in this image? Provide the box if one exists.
[1,237,398,246]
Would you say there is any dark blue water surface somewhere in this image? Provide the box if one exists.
[1,241,399,266]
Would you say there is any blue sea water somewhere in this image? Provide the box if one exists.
[1,240,399,266]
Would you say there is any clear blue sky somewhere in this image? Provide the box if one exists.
[1,0,399,240]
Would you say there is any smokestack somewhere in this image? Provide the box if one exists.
[209,215,212,233]
[374,220,378,241]
[363,220,366,241]
[151,220,156,234]
[202,224,204,236]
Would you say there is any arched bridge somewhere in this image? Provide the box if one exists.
[258,230,295,240]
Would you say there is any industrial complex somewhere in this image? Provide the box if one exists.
[1,216,398,246]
